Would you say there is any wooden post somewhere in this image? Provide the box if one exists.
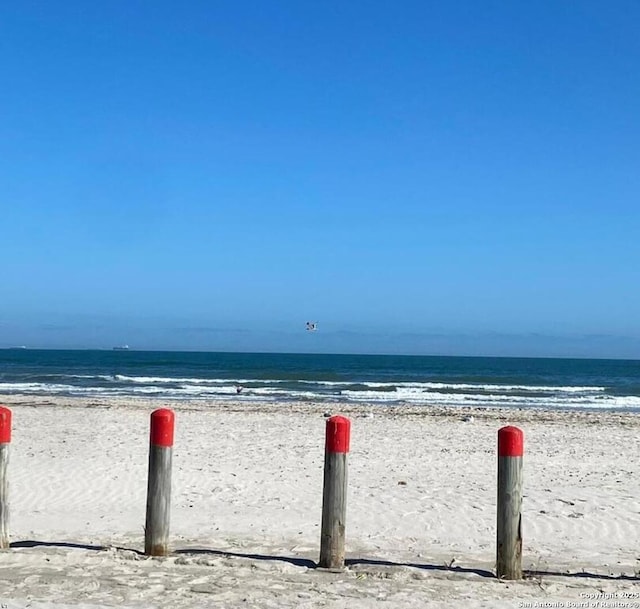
[0,406,11,550]
[319,415,350,570]
[145,408,175,556]
[496,425,524,579]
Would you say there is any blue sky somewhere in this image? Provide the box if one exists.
[1,1,639,357]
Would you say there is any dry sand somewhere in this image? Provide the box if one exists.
[0,394,639,608]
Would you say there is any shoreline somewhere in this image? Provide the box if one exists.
[2,392,640,424]
[0,395,638,607]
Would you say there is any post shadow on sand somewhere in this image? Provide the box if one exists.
[10,539,144,555]
[345,558,640,582]
[174,548,493,576]
[10,541,639,582]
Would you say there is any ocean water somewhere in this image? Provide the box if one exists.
[0,349,639,412]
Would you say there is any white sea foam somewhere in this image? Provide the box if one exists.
[312,379,607,393]
[110,375,289,385]
[0,378,636,410]
[340,387,640,409]
[39,374,610,397]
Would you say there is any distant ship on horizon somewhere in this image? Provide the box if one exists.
[113,345,130,351]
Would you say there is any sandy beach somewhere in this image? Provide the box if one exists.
[0,395,638,608]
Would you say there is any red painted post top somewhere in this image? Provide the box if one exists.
[150,409,175,447]
[325,415,351,453]
[0,406,11,443]
[498,425,524,457]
